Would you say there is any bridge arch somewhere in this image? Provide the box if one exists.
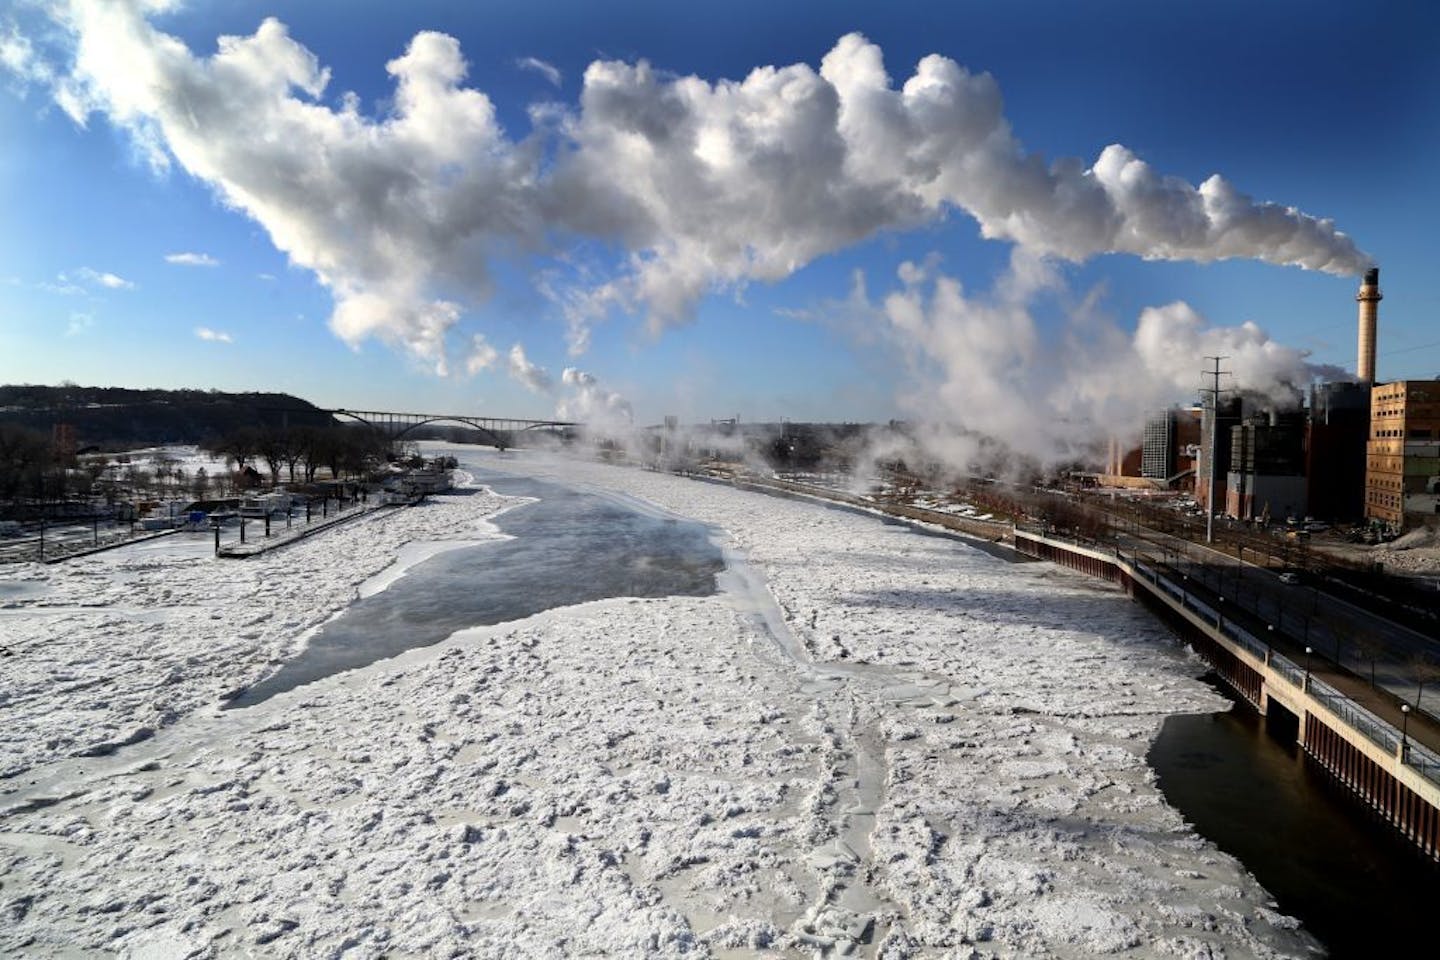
[328,409,576,451]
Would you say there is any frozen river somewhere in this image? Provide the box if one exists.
[0,446,1325,957]
[230,472,725,707]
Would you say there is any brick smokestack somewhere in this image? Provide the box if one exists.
[1356,266,1381,385]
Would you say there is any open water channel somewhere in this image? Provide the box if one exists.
[1150,678,1438,957]
[228,470,725,707]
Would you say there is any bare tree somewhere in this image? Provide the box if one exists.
[153,453,179,496]
[191,467,209,502]
[253,428,285,487]
[1351,633,1387,690]
[1409,653,1440,712]
[279,429,307,484]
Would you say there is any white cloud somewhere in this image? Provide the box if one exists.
[557,366,632,427]
[194,326,233,343]
[1,23,52,88]
[9,6,1371,375]
[463,333,498,374]
[65,267,134,290]
[165,251,219,266]
[516,56,561,87]
[77,267,133,289]
[506,343,552,393]
[41,275,84,296]
[65,312,94,336]
[257,272,276,281]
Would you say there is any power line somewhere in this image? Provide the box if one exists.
[1201,355,1230,545]
[1379,337,1440,358]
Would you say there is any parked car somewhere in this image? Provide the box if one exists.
[1278,571,1301,585]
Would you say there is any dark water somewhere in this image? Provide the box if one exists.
[1149,679,1439,957]
[228,471,724,707]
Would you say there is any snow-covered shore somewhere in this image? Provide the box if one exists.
[0,475,522,780]
[0,448,1317,957]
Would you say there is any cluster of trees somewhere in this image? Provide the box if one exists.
[202,425,393,487]
[0,424,217,516]
[0,424,67,510]
[0,421,395,518]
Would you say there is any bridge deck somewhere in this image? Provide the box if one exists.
[327,409,577,443]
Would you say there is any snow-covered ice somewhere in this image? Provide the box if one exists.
[0,448,1318,957]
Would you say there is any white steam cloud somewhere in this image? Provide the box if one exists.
[878,250,1335,465]
[463,333,498,374]
[557,367,633,427]
[8,2,1370,375]
[506,343,553,394]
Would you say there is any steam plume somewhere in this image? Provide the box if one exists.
[558,368,633,429]
[506,343,552,394]
[8,3,1371,374]
[879,251,1332,465]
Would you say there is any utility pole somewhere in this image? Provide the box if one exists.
[1201,356,1230,544]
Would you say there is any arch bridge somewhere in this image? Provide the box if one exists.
[327,409,577,450]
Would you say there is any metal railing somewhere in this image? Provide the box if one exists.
[1033,530,1440,791]
[1271,655,1305,690]
[1165,563,1440,789]
[1308,677,1400,754]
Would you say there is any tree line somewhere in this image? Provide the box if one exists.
[0,423,393,519]
[200,425,393,486]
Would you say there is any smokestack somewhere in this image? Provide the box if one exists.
[1356,266,1382,385]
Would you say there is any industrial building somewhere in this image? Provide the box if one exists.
[1141,407,1202,482]
[1306,380,1370,521]
[1354,266,1440,531]
[1196,397,1243,515]
[1365,379,1440,529]
[1096,406,1200,490]
[1225,409,1307,522]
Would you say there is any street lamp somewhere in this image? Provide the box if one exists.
[1266,623,1275,662]
[1304,646,1313,689]
[1400,704,1411,762]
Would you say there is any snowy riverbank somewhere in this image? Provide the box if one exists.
[0,448,1318,957]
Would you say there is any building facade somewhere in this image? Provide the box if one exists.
[1141,407,1202,482]
[1197,398,1243,514]
[1225,411,1307,522]
[1306,381,1370,521]
[1365,380,1440,529]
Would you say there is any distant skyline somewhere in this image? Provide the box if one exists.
[3,1,1438,433]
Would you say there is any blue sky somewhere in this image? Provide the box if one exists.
[2,0,1437,430]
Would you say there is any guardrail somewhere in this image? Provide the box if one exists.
[1152,552,1440,789]
[1020,529,1440,792]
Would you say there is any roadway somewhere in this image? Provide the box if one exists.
[1110,520,1440,724]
